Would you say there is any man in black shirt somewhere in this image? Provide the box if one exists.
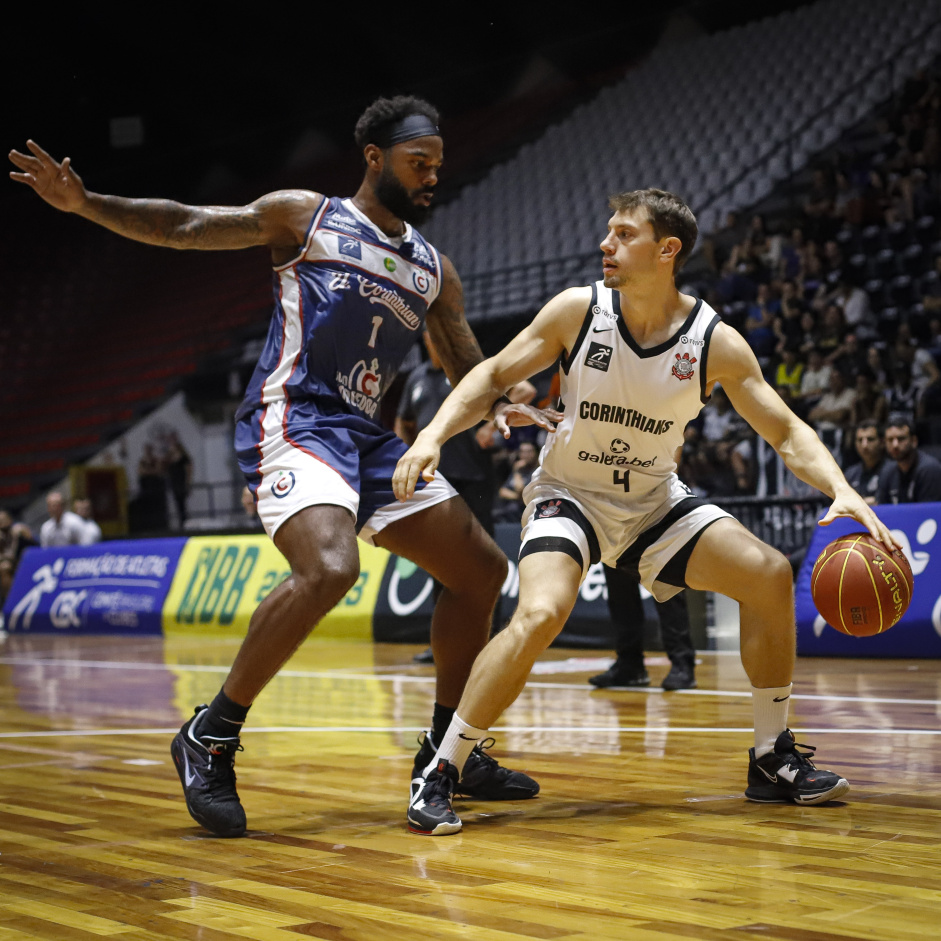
[844,420,887,505]
[876,415,941,504]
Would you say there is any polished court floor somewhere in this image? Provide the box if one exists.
[0,631,939,940]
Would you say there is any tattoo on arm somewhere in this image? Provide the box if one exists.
[426,258,484,384]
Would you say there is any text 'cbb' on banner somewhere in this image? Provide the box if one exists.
[161,535,389,641]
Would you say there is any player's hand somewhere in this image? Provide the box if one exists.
[819,486,898,550]
[493,402,563,439]
[8,140,87,213]
[392,435,441,502]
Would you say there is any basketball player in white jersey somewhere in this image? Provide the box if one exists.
[394,188,897,835]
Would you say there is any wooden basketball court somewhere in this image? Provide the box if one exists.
[0,632,938,940]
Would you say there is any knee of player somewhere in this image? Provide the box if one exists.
[754,546,793,593]
[509,602,569,648]
[294,557,360,606]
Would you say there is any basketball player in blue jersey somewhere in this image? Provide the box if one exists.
[10,96,558,838]
[394,189,899,835]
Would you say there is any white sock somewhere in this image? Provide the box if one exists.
[424,714,488,778]
[752,684,792,757]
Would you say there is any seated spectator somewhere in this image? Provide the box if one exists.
[866,344,890,389]
[850,369,888,428]
[797,310,820,356]
[827,330,867,377]
[40,492,85,548]
[72,498,102,545]
[895,322,941,393]
[884,362,920,424]
[876,414,941,503]
[844,421,887,505]
[830,278,876,338]
[808,368,856,458]
[496,441,539,522]
[816,304,847,359]
[774,341,804,398]
[799,347,832,409]
[744,284,779,369]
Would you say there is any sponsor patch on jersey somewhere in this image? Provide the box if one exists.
[610,438,630,453]
[384,257,397,273]
[336,358,382,418]
[672,352,697,380]
[338,236,362,260]
[271,471,296,499]
[578,451,657,468]
[585,342,612,372]
[412,271,430,294]
[358,277,421,331]
[537,500,562,518]
[592,304,618,321]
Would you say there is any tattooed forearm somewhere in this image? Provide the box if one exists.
[81,194,264,250]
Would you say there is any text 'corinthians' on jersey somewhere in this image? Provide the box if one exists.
[537,282,721,497]
[236,196,442,425]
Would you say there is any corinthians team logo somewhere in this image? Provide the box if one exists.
[672,351,696,380]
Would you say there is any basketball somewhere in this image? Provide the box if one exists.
[811,533,914,636]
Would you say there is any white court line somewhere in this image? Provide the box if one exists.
[0,657,937,708]
[1,726,940,740]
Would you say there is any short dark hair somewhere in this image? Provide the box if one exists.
[354,95,440,150]
[885,413,916,435]
[608,188,698,271]
[855,418,882,436]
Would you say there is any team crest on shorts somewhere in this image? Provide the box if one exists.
[271,471,296,499]
[537,500,562,518]
[672,352,696,380]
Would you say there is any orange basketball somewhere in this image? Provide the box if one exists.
[811,533,914,636]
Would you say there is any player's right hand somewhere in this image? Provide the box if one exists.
[9,140,87,212]
[392,436,441,501]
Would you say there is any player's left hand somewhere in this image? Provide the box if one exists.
[493,402,563,439]
[392,435,441,502]
[819,486,898,550]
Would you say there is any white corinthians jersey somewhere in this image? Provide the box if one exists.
[538,282,721,498]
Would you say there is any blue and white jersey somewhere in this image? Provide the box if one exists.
[236,196,442,426]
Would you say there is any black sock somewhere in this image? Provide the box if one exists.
[430,703,456,746]
[198,688,250,740]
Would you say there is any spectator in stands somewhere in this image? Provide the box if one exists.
[808,368,855,458]
[828,330,867,378]
[884,362,920,424]
[165,432,193,528]
[802,170,835,241]
[799,347,831,410]
[866,345,890,390]
[72,498,102,545]
[922,256,941,315]
[702,210,740,273]
[876,414,941,504]
[774,340,803,397]
[39,491,85,547]
[797,310,820,356]
[850,369,888,429]
[0,509,34,605]
[830,279,875,338]
[844,421,887,506]
[816,305,846,359]
[894,322,941,393]
[773,281,805,353]
[744,283,778,370]
[496,441,539,522]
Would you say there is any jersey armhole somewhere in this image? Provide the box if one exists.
[699,313,722,404]
[273,195,329,272]
[560,284,597,375]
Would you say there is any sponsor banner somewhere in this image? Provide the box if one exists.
[372,522,625,647]
[162,535,388,640]
[3,539,186,634]
[795,503,941,657]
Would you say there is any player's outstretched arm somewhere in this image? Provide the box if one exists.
[9,140,317,251]
[392,287,588,501]
[710,323,897,548]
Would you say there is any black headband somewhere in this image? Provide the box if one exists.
[373,114,440,148]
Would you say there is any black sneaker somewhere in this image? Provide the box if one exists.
[745,729,850,806]
[412,646,435,664]
[407,759,462,835]
[661,662,697,690]
[170,705,246,837]
[589,662,650,689]
[411,732,540,801]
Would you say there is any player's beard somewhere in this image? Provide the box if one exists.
[376,164,433,226]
